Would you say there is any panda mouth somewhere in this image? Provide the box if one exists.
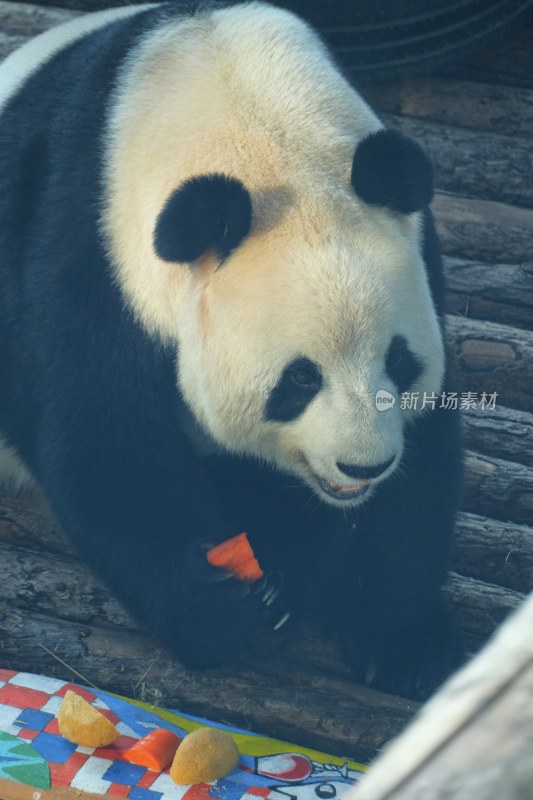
[316,476,370,501]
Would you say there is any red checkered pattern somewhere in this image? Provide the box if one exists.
[184,784,214,800]
[108,782,131,797]
[49,752,90,787]
[0,673,128,793]
[17,729,39,741]
[0,684,50,710]
[44,718,61,736]
[56,683,96,703]
[0,671,209,799]
[0,670,358,800]
[137,770,159,789]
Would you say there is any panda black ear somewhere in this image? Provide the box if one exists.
[154,173,252,264]
[351,129,433,214]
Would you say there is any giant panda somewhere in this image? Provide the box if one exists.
[0,0,463,698]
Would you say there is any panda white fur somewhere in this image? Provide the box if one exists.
[0,0,463,697]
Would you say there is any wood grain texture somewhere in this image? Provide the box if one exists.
[462,450,533,527]
[433,192,533,264]
[453,513,533,594]
[444,257,533,331]
[461,404,533,468]
[0,0,78,60]
[447,316,533,414]
[363,77,533,137]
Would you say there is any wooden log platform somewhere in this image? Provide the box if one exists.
[0,0,532,768]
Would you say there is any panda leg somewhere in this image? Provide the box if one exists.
[35,421,292,669]
[338,404,464,699]
[340,586,463,700]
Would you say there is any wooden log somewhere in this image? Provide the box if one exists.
[383,114,533,210]
[446,572,526,655]
[0,519,526,672]
[461,404,533,469]
[363,78,533,138]
[0,0,76,31]
[433,192,533,263]
[0,541,136,629]
[446,315,533,415]
[0,1,77,61]
[462,450,533,527]
[0,601,418,762]
[444,257,533,331]
[453,513,533,595]
[346,592,533,800]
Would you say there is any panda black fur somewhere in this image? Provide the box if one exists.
[0,1,463,698]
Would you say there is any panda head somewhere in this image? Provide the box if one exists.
[150,129,442,507]
[103,3,443,507]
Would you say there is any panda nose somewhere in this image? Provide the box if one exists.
[336,457,395,481]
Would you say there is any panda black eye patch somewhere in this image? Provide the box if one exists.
[385,336,422,394]
[265,358,322,423]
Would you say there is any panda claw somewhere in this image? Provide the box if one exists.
[262,583,277,603]
[273,611,291,631]
[265,588,280,606]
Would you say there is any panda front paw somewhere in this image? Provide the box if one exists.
[176,542,292,667]
[341,603,464,700]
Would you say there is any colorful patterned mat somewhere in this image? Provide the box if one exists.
[0,670,365,799]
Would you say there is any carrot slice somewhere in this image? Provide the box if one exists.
[232,556,263,582]
[123,729,181,771]
[207,532,250,567]
[207,533,264,582]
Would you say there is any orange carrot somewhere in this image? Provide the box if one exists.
[207,533,264,582]
[232,556,263,582]
[207,532,250,568]
[123,729,181,771]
